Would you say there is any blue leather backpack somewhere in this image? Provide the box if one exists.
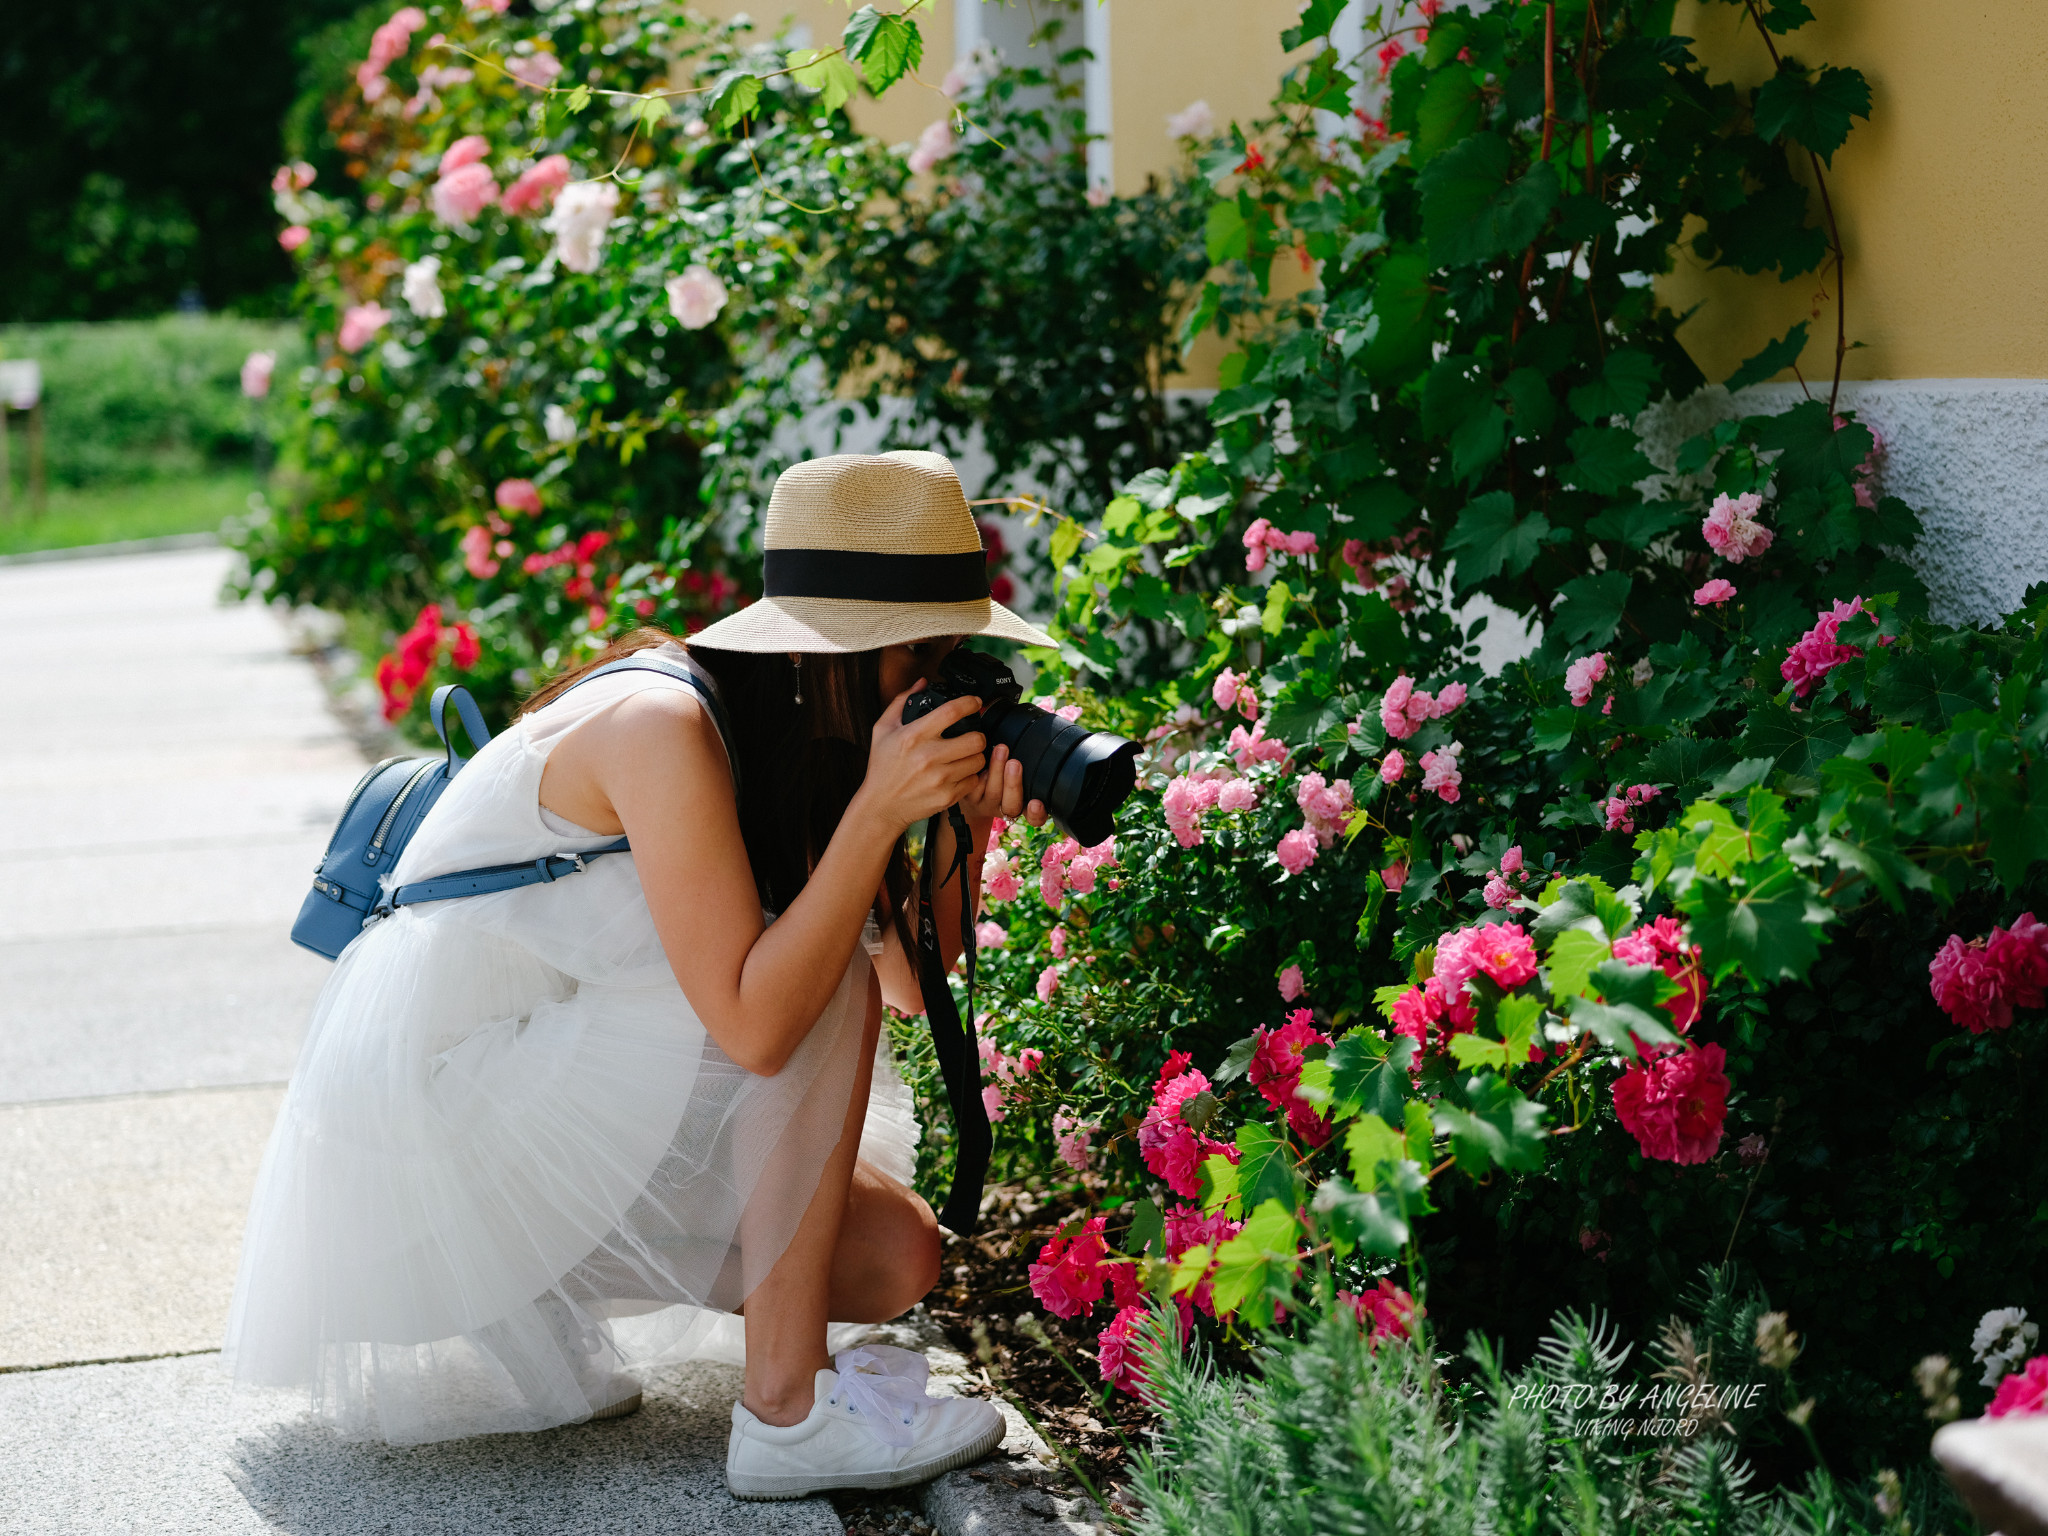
[291,650,737,960]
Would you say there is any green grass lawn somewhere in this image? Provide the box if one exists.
[0,472,257,557]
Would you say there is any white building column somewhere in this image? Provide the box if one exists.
[1084,0,1114,193]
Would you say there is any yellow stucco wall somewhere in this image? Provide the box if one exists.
[1663,1,2048,385]
[705,0,956,150]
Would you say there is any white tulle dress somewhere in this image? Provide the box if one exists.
[223,653,920,1445]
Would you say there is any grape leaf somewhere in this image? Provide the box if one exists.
[1567,349,1661,422]
[1726,321,1811,393]
[704,74,756,131]
[1208,1199,1300,1317]
[1549,570,1633,648]
[842,6,923,93]
[1344,1113,1409,1187]
[1433,1072,1549,1174]
[787,47,859,112]
[1419,133,1559,267]
[1753,64,1871,166]
[1445,490,1548,589]
[1235,1122,1298,1215]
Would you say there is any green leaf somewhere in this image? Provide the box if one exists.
[1433,1073,1549,1174]
[1235,1122,1298,1214]
[842,5,923,92]
[786,47,859,112]
[1282,0,1348,50]
[1703,183,1828,280]
[1344,1113,1409,1187]
[563,83,592,115]
[704,74,756,131]
[1419,133,1559,267]
[1261,580,1291,636]
[1563,425,1654,494]
[1545,927,1611,1004]
[1687,863,1828,983]
[1365,251,1436,380]
[1726,321,1811,393]
[1405,1098,1435,1163]
[1741,700,1853,778]
[1751,399,1872,491]
[1213,1032,1259,1084]
[1331,1030,1413,1121]
[1569,996,1675,1060]
[1567,349,1661,422]
[1199,1151,1240,1214]
[1209,1200,1300,1318]
[1414,63,1483,162]
[1310,1176,1410,1259]
[1549,570,1632,648]
[1502,367,1557,438]
[1126,1197,1165,1258]
[1590,958,1685,1013]
[1444,491,1547,589]
[1047,520,1084,571]
[1205,199,1250,263]
[1753,64,1871,166]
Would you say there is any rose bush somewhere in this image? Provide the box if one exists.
[898,0,2048,1476]
[236,0,1206,728]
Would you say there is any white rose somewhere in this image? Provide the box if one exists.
[544,181,620,274]
[544,404,578,443]
[664,264,729,330]
[1165,99,1217,141]
[402,255,446,318]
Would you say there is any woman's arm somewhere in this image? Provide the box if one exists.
[551,684,989,1076]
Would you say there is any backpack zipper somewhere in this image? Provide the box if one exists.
[315,756,404,870]
[364,760,440,865]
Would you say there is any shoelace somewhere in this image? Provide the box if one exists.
[829,1345,931,1448]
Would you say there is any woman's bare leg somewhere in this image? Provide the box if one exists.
[740,972,886,1425]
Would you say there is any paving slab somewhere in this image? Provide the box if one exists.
[0,1084,285,1368]
[0,1352,839,1536]
[0,928,321,1102]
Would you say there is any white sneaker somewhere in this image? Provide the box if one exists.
[726,1345,1006,1500]
[537,1294,642,1421]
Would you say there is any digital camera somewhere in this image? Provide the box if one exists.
[901,648,1139,846]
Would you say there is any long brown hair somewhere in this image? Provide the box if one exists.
[520,629,917,935]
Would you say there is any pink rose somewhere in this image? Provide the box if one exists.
[1049,924,1067,960]
[1987,1356,2048,1418]
[506,52,564,90]
[337,303,391,353]
[1612,1044,1729,1164]
[1217,778,1258,812]
[1419,744,1462,803]
[907,117,956,175]
[1035,965,1061,1002]
[1027,1217,1109,1319]
[501,154,573,215]
[1278,965,1304,1002]
[982,848,1019,903]
[1782,596,1881,698]
[494,479,544,517]
[431,160,500,225]
[1276,827,1318,875]
[1930,935,2012,1034]
[438,135,492,175]
[1564,651,1609,707]
[1381,861,1407,892]
[278,225,311,252]
[460,524,501,578]
[1701,491,1774,564]
[1472,924,1539,989]
[975,920,1007,950]
[1379,751,1405,784]
[240,350,276,399]
[1694,578,1736,606]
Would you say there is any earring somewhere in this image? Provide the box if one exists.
[792,654,804,706]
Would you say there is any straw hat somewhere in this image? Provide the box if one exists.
[688,450,1057,653]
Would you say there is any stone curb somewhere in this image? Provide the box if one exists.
[0,530,221,565]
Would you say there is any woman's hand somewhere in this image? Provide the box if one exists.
[960,743,1050,827]
[856,685,991,834]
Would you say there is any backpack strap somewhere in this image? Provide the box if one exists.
[375,647,738,919]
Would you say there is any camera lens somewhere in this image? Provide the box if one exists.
[985,705,1140,847]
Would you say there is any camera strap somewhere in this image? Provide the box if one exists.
[915,804,989,1236]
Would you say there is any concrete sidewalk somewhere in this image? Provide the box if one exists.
[0,549,858,1533]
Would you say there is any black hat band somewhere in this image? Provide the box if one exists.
[763,547,989,604]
